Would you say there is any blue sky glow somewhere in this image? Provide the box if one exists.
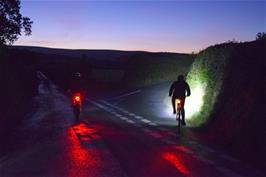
[15,0,266,53]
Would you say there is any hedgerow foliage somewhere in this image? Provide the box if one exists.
[186,42,236,126]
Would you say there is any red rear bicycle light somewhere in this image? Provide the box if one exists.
[176,99,182,109]
[75,96,80,102]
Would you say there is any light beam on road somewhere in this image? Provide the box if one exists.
[161,82,206,122]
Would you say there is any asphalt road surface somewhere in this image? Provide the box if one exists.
[0,72,263,177]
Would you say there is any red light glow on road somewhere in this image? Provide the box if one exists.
[66,123,101,177]
[162,152,191,177]
[67,125,87,162]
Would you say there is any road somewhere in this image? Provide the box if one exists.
[0,72,263,177]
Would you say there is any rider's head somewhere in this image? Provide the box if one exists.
[177,75,185,81]
[74,72,81,78]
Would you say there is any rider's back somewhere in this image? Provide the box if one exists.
[172,80,189,98]
[69,73,82,93]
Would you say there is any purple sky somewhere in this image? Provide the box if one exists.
[14,0,265,53]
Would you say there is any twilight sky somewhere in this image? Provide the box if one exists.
[14,0,265,53]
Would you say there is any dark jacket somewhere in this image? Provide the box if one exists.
[69,76,82,93]
[169,80,191,98]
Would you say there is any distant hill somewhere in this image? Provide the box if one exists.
[11,45,187,60]
[8,45,195,90]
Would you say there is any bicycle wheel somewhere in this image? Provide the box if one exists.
[177,110,181,134]
[73,106,80,122]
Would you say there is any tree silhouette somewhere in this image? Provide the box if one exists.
[256,32,266,40]
[0,0,33,46]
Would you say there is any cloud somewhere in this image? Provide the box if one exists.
[14,39,56,47]
[30,40,55,45]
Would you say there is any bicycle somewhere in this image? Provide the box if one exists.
[72,92,82,122]
[175,98,183,134]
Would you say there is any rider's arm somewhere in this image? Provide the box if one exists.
[186,83,191,96]
[169,82,175,96]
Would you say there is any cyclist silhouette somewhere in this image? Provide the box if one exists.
[69,72,83,94]
[169,75,191,125]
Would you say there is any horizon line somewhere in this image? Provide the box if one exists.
[12,44,192,55]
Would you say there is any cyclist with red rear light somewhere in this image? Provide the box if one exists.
[169,75,191,125]
[69,72,83,121]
